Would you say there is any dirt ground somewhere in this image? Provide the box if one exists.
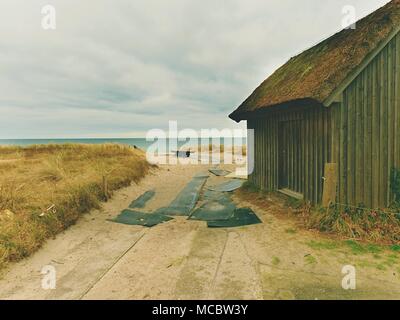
[0,162,399,300]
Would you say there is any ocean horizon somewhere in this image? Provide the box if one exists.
[0,137,246,151]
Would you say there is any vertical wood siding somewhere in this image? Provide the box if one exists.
[248,105,332,204]
[333,32,400,208]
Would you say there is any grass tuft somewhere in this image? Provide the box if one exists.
[272,256,280,266]
[307,240,339,250]
[285,228,297,234]
[390,244,400,252]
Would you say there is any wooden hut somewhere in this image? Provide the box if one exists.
[229,0,400,207]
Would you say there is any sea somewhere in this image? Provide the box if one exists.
[0,138,246,151]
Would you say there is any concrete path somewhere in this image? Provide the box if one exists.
[0,164,399,300]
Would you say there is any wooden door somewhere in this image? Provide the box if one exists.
[278,120,302,191]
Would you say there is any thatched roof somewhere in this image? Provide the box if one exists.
[230,0,400,122]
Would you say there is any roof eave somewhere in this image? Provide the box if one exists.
[229,98,325,122]
[228,110,244,123]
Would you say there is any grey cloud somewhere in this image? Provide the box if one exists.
[0,0,390,138]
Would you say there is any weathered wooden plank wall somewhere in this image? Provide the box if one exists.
[333,32,400,208]
[248,104,332,203]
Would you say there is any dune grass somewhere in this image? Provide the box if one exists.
[300,203,400,244]
[0,143,152,270]
[237,181,400,244]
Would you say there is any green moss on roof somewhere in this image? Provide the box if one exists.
[230,0,400,121]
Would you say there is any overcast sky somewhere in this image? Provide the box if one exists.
[0,0,390,138]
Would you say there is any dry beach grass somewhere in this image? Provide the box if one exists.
[237,181,400,245]
[0,144,151,269]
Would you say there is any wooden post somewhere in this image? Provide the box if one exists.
[102,175,108,201]
[322,163,338,207]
